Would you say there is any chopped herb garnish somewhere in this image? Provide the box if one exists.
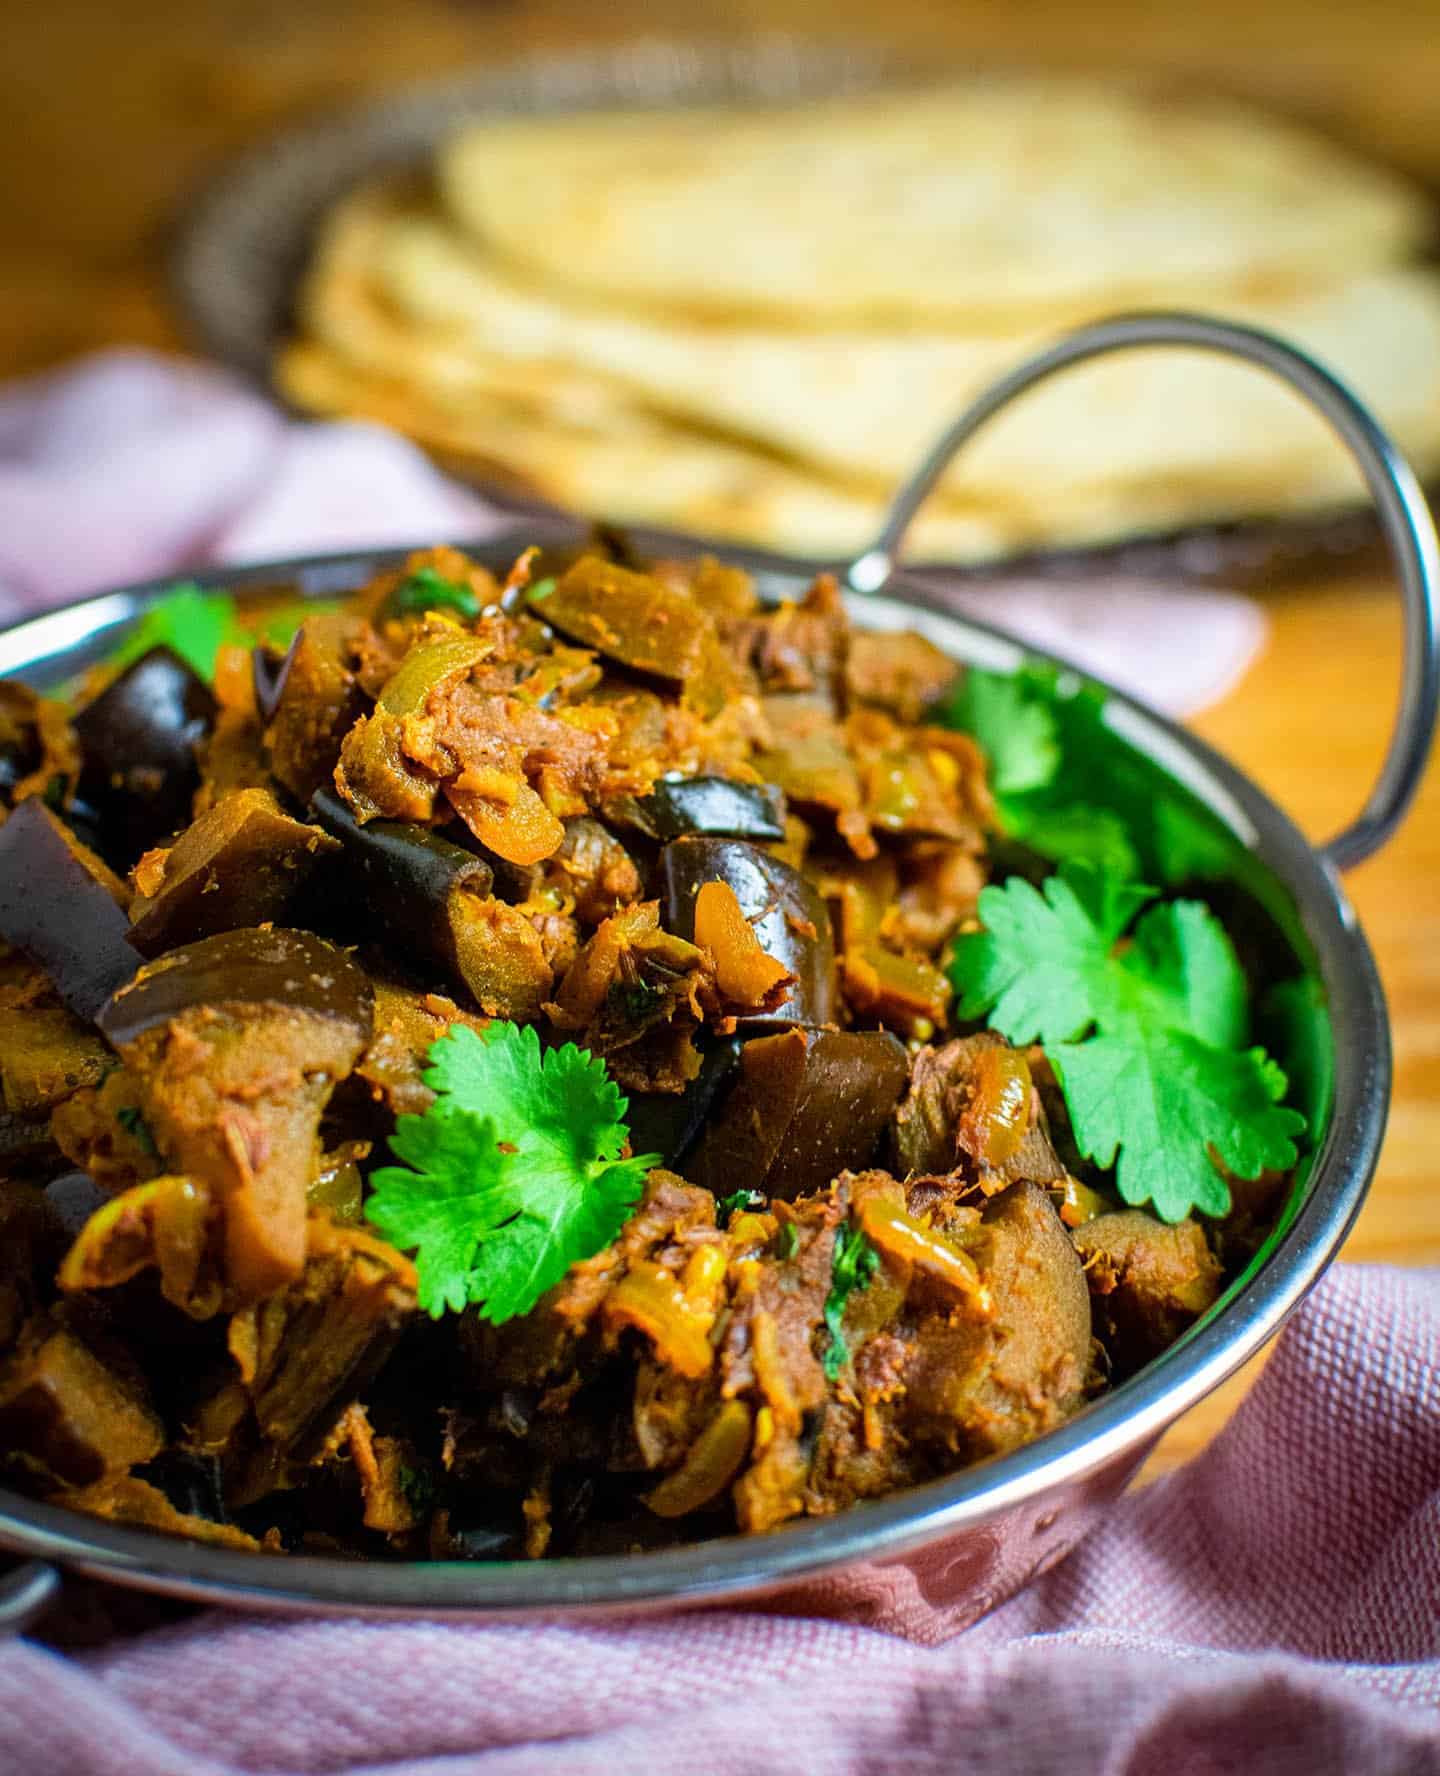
[397,1463,436,1516]
[389,566,481,621]
[940,665,1059,796]
[822,1222,879,1380]
[948,861,1305,1221]
[776,1220,799,1260]
[717,1188,765,1226]
[528,576,557,601]
[117,1105,158,1158]
[940,664,1237,885]
[110,584,243,683]
[365,1022,658,1323]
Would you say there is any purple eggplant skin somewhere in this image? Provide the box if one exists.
[659,836,837,1030]
[309,788,495,972]
[72,646,217,859]
[684,1027,909,1202]
[623,1033,745,1169]
[96,927,372,1050]
[0,799,140,1021]
[252,640,292,727]
[610,776,785,844]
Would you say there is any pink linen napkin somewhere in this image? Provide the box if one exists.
[0,350,1265,717]
[0,1264,1436,1774]
[6,351,1431,1773]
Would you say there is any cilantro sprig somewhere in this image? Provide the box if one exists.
[822,1223,879,1380]
[939,665,1235,884]
[110,584,245,682]
[387,566,482,621]
[365,1022,658,1322]
[107,583,337,682]
[948,862,1305,1223]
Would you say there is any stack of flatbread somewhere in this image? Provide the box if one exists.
[279,78,1440,562]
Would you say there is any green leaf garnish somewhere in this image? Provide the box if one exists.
[116,1105,158,1158]
[822,1222,879,1380]
[948,861,1304,1222]
[717,1188,765,1225]
[1259,976,1335,1145]
[110,584,243,682]
[776,1220,799,1260]
[388,566,481,621]
[939,666,1060,796]
[940,664,1240,886]
[365,1022,658,1323]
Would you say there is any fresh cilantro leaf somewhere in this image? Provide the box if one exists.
[1005,803,1141,880]
[951,865,1155,1045]
[388,566,481,620]
[822,1223,879,1380]
[949,861,1301,1221]
[116,1105,158,1158]
[717,1188,765,1225]
[365,1022,658,1323]
[936,660,1245,887]
[1051,1032,1304,1223]
[398,1463,435,1516]
[1123,897,1248,1051]
[1260,977,1334,1144]
[110,584,242,682]
[940,666,1060,796]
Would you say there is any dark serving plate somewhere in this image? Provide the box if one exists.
[0,316,1432,1632]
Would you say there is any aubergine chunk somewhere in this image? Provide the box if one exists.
[625,1034,745,1170]
[532,555,714,685]
[684,1027,908,1201]
[355,977,490,1119]
[264,612,370,802]
[615,777,785,845]
[59,1472,261,1551]
[893,1033,1066,1191]
[660,836,836,1030]
[1071,1210,1223,1378]
[128,788,340,956]
[537,817,643,925]
[903,1182,1092,1461]
[0,798,139,1020]
[71,646,217,858]
[0,1310,164,1489]
[0,1181,69,1352]
[309,786,556,1020]
[97,929,373,1303]
[844,629,958,724]
[226,1220,417,1461]
[725,572,849,698]
[0,1006,110,1117]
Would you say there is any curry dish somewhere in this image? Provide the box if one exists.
[0,542,1299,1559]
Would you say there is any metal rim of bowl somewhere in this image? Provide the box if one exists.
[0,529,1389,1620]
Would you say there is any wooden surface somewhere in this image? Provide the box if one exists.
[2,0,1437,1481]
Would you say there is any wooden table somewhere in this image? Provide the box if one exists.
[2,0,1437,1479]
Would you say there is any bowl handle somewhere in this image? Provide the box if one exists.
[0,1560,60,1636]
[846,312,1440,872]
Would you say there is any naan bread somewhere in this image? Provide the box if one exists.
[372,192,1440,509]
[439,79,1430,327]
[293,181,1440,548]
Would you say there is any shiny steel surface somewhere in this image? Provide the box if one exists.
[0,538,1391,1623]
[847,313,1440,872]
[0,316,1432,1622]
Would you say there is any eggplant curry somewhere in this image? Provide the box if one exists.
[0,544,1313,1558]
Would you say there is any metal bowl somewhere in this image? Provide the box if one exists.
[0,317,1433,1636]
